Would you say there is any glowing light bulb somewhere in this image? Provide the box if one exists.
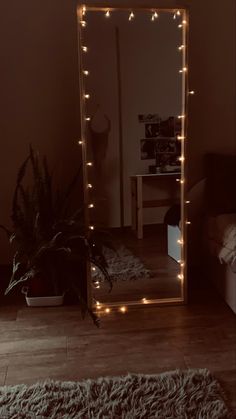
[173,13,177,20]
[178,239,184,245]
[177,135,185,141]
[179,156,185,162]
[178,115,185,119]
[89,225,94,230]
[129,11,134,21]
[151,11,158,21]
[81,20,87,27]
[78,140,83,145]
[88,203,94,208]
[180,179,184,184]
[87,183,93,189]
[82,46,88,52]
[182,20,187,25]
[83,70,89,76]
[185,200,190,204]
[84,94,90,99]
[178,24,183,28]
[105,10,110,17]
[82,5,86,16]
[85,117,91,121]
[105,308,111,313]
[176,10,181,16]
[178,45,185,50]
[186,221,191,225]
[92,266,96,271]
[120,306,127,313]
[142,298,148,304]
[87,162,93,166]
[178,274,184,280]
[189,90,195,95]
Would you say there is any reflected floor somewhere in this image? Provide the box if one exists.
[94,224,181,304]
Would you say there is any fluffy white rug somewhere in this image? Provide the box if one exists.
[0,369,232,418]
[93,246,151,282]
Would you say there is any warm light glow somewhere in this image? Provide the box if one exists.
[178,115,185,119]
[105,10,110,17]
[87,183,93,189]
[180,179,184,184]
[83,70,89,76]
[88,203,94,208]
[142,298,148,304]
[178,45,185,50]
[178,239,184,245]
[82,5,86,16]
[177,135,185,140]
[129,11,134,21]
[151,11,158,21]
[84,94,90,99]
[85,117,91,121]
[182,20,187,25]
[176,10,181,16]
[105,308,111,313]
[178,274,184,280]
[120,306,127,313]
[189,90,195,95]
[179,156,185,162]
[81,20,87,27]
[92,266,96,271]
[185,200,190,204]
[82,46,88,52]
[89,225,95,230]
[87,162,93,166]
[78,140,83,145]
[186,221,191,225]
[178,24,183,28]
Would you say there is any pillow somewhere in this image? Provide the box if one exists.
[205,153,236,215]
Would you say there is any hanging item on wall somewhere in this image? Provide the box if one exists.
[140,139,156,160]
[138,114,160,123]
[145,123,160,138]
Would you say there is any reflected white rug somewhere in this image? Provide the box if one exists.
[0,369,231,418]
[93,246,151,282]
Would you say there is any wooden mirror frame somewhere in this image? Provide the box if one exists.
[77,3,189,312]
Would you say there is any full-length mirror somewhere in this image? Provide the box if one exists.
[78,6,188,309]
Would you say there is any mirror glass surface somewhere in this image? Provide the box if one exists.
[81,9,186,306]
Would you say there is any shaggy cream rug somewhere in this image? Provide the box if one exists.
[0,369,232,418]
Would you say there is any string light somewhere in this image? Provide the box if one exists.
[81,20,87,27]
[86,162,93,166]
[179,156,185,162]
[189,90,195,95]
[179,67,187,73]
[105,308,111,313]
[105,10,110,17]
[185,200,190,204]
[142,298,148,304]
[85,117,91,121]
[84,94,90,99]
[92,266,96,271]
[186,221,191,225]
[178,239,184,245]
[182,20,187,25]
[88,203,94,208]
[151,11,158,21]
[176,10,181,16]
[178,45,185,51]
[178,115,185,119]
[87,183,93,189]
[178,24,183,28]
[129,11,134,21]
[82,5,86,16]
[120,306,127,313]
[82,46,88,52]
[78,140,83,145]
[89,225,95,230]
[178,274,184,280]
[83,70,89,76]
[177,135,185,140]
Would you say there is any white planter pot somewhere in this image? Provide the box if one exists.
[22,287,64,307]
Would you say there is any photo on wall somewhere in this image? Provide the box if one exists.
[138,114,160,123]
[145,123,160,138]
[140,139,156,160]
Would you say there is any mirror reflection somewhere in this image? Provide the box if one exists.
[81,9,186,306]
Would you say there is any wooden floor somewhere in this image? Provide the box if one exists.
[0,271,236,414]
[94,225,181,304]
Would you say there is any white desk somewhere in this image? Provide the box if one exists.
[130,173,180,239]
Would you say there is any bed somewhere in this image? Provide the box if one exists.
[204,153,236,314]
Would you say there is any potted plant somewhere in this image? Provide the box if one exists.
[0,146,112,325]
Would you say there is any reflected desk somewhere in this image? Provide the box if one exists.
[130,173,181,239]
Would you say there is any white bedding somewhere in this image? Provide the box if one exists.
[207,213,236,272]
